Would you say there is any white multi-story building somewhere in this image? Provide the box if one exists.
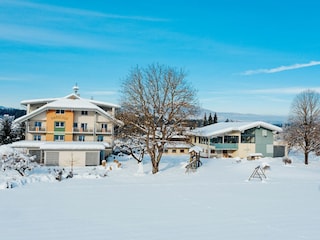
[13,86,123,166]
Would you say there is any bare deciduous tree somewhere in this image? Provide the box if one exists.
[284,89,320,164]
[118,63,199,174]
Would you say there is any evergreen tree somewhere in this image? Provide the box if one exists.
[208,113,213,125]
[213,112,218,124]
[203,113,208,126]
[0,115,24,145]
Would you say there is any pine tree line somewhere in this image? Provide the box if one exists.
[203,112,218,126]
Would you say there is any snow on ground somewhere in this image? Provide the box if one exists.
[1,146,320,240]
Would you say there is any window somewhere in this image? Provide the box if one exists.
[55,122,65,128]
[241,129,255,143]
[34,122,42,127]
[101,123,107,131]
[33,135,41,141]
[262,129,268,137]
[210,137,223,145]
[180,149,185,153]
[78,135,85,142]
[81,111,88,115]
[200,137,208,144]
[54,135,64,141]
[97,135,104,142]
[73,122,78,128]
[81,123,88,131]
[56,109,65,114]
[224,136,239,143]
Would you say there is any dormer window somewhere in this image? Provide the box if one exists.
[56,109,65,114]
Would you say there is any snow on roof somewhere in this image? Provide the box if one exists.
[14,94,123,126]
[164,141,192,149]
[188,145,203,153]
[89,99,120,109]
[11,140,45,148]
[45,97,101,110]
[11,141,110,150]
[40,142,108,150]
[188,121,282,137]
[20,93,120,108]
[20,97,57,105]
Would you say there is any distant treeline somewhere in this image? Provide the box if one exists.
[0,108,26,119]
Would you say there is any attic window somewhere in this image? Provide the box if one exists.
[56,109,65,114]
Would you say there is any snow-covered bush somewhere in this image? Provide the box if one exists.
[0,146,37,176]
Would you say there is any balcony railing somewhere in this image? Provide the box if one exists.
[28,126,112,135]
[96,128,112,133]
[73,128,94,133]
[29,127,46,132]
[213,143,238,150]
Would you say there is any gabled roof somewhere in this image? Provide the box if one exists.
[187,121,282,137]
[20,93,120,109]
[14,94,123,126]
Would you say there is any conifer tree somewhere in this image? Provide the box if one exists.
[203,113,208,126]
[208,113,213,125]
[213,112,218,124]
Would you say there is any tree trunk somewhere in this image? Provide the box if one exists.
[304,151,309,165]
[152,160,159,174]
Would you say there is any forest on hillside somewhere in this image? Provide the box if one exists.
[0,108,26,119]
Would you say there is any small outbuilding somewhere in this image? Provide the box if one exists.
[11,141,110,167]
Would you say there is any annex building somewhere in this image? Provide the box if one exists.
[187,121,285,159]
[12,86,123,167]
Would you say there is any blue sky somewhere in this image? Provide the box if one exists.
[1,0,320,116]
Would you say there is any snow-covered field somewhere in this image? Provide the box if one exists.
[1,146,320,240]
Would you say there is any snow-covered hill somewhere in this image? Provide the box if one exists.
[199,108,287,125]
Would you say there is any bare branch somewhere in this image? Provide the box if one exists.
[117,63,199,173]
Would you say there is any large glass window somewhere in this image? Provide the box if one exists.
[241,129,255,143]
[224,136,239,143]
[210,137,223,145]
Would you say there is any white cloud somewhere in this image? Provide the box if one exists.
[0,76,19,81]
[242,61,320,75]
[245,87,320,95]
[1,0,168,22]
[207,87,320,96]
[0,23,110,49]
